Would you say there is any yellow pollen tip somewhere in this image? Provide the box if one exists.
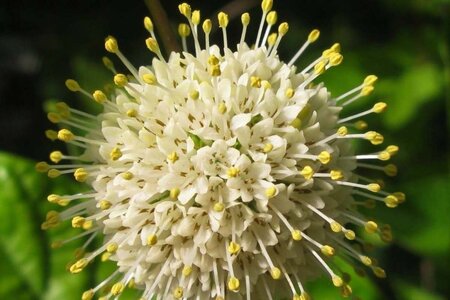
[393,192,406,203]
[330,170,344,181]
[218,12,229,28]
[69,258,88,274]
[71,216,85,228]
[36,161,50,172]
[344,230,356,240]
[361,85,374,96]
[99,200,112,210]
[291,118,302,129]
[263,143,273,153]
[170,188,180,199]
[47,112,62,123]
[173,286,184,299]
[332,275,344,287]
[250,76,261,88]
[49,151,63,163]
[82,220,93,230]
[365,131,384,145]
[228,241,241,254]
[178,3,191,18]
[106,242,118,253]
[227,167,240,178]
[386,145,399,155]
[331,42,341,53]
[321,245,335,257]
[102,56,114,70]
[329,53,343,66]
[228,277,240,291]
[373,102,387,113]
[308,29,320,43]
[384,195,399,208]
[110,147,122,161]
[360,256,372,266]
[337,126,348,136]
[47,169,61,178]
[74,168,88,182]
[57,129,74,142]
[261,80,271,90]
[218,102,227,114]
[365,221,378,233]
[81,289,94,300]
[268,33,278,46]
[261,0,273,12]
[45,129,58,141]
[192,10,200,25]
[341,284,353,297]
[278,22,289,36]
[111,282,125,296]
[364,75,378,86]
[378,151,391,161]
[318,151,331,164]
[65,79,80,92]
[330,221,342,232]
[285,88,295,99]
[147,234,158,246]
[144,16,153,32]
[291,229,302,241]
[354,120,368,130]
[182,265,193,276]
[241,13,250,26]
[266,11,278,25]
[313,61,326,75]
[270,267,282,280]
[145,37,160,53]
[47,194,60,204]
[322,48,335,58]
[384,164,398,177]
[167,151,179,163]
[104,36,118,53]
[203,19,212,34]
[113,73,128,87]
[178,23,191,37]
[367,183,381,193]
[93,90,107,104]
[190,90,200,100]
[373,267,387,278]
[300,165,314,180]
[213,202,225,212]
[210,65,221,76]
[208,55,220,66]
[51,241,63,249]
[265,186,277,198]
[121,171,133,180]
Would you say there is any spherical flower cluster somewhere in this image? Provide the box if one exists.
[39,1,404,299]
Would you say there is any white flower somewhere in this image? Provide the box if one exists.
[40,1,403,299]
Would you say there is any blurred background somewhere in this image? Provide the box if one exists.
[0,0,448,299]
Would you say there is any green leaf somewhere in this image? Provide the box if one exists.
[395,279,445,300]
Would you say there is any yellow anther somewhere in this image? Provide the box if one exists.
[228,241,241,254]
[121,171,133,180]
[269,267,281,280]
[45,211,60,224]
[218,12,229,28]
[365,221,378,233]
[145,37,160,54]
[49,151,63,163]
[170,188,180,199]
[266,11,277,25]
[372,267,386,278]
[322,48,335,58]
[291,229,302,241]
[360,256,372,266]
[113,73,128,87]
[313,61,327,75]
[227,167,240,178]
[190,90,199,100]
[72,216,85,228]
[239,13,250,27]
[74,168,88,182]
[81,289,94,300]
[147,234,158,246]
[47,112,62,123]
[341,284,353,297]
[106,243,118,253]
[299,292,311,300]
[55,102,70,118]
[330,170,344,181]
[265,186,277,198]
[104,36,118,53]
[365,131,384,145]
[58,198,70,206]
[202,19,212,34]
[128,279,136,288]
[344,230,356,240]
[228,277,240,291]
[93,90,107,104]
[109,147,122,161]
[332,275,344,287]
[65,79,80,92]
[367,183,381,193]
[384,195,399,208]
[386,145,399,156]
[361,85,374,96]
[218,102,227,114]
[278,22,289,36]
[364,75,378,86]
[142,73,156,85]
[47,169,61,178]
[250,76,261,88]
[111,282,125,296]
[178,23,191,37]
[354,120,368,130]
[329,53,343,66]
[192,10,200,25]
[291,118,302,129]
[331,43,341,53]
[330,221,342,232]
[299,104,311,119]
[126,109,137,118]
[178,3,191,18]
[373,102,387,113]
[58,129,74,142]
[300,166,314,180]
[378,151,391,161]
[318,151,331,164]
[167,151,179,163]
[144,16,153,32]
[261,0,273,12]
[384,164,397,177]
[51,241,63,249]
[101,252,111,262]
[393,192,406,203]
[69,258,88,274]
[308,29,320,43]
[173,286,183,299]
[285,88,295,99]
[321,245,335,257]
[210,65,221,76]
[46,129,58,141]
[261,80,271,90]
[47,194,60,204]
[182,265,193,276]
[208,55,220,66]
[36,161,50,172]
[99,200,112,210]
[337,126,348,136]
[263,143,273,153]
[82,220,93,230]
[102,56,114,71]
[213,202,225,212]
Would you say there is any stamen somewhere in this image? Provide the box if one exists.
[256,0,273,47]
[218,12,229,50]
[261,11,278,47]
[240,13,250,47]
[288,29,320,66]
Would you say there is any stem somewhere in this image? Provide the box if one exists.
[144,0,181,55]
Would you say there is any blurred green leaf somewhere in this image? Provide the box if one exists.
[395,279,445,300]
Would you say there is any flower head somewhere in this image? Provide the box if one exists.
[40,1,403,299]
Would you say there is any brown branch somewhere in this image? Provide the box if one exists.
[144,0,181,55]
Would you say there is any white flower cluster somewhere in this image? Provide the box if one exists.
[39,1,404,299]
